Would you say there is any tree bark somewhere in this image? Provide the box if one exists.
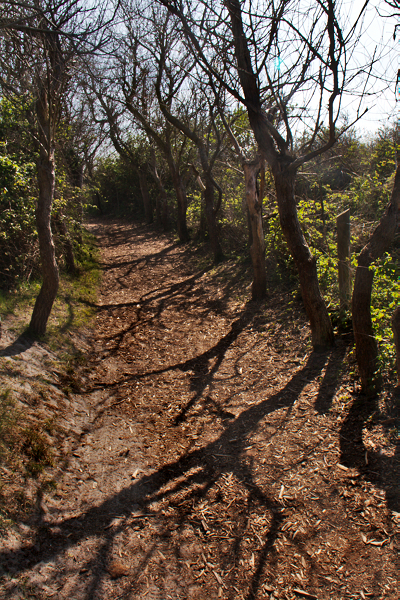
[168,157,190,242]
[352,165,400,392]
[75,162,84,244]
[243,160,266,300]
[273,165,334,349]
[138,167,153,224]
[149,149,169,230]
[225,0,334,349]
[337,209,351,311]
[29,146,59,337]
[203,178,224,264]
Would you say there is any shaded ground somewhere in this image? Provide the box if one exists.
[0,218,399,600]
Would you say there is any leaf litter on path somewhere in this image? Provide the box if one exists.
[0,218,398,600]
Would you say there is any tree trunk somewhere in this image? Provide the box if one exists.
[149,149,169,230]
[155,185,169,230]
[352,165,400,392]
[243,160,266,300]
[168,158,190,242]
[75,162,84,244]
[29,149,59,337]
[273,165,334,349]
[224,0,333,349]
[392,306,400,387]
[204,179,224,264]
[54,213,76,274]
[337,209,351,311]
[138,168,153,224]
[175,181,190,242]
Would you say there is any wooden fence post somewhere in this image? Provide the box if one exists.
[392,306,400,386]
[337,209,351,311]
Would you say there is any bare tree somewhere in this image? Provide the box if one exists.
[158,0,383,349]
[100,4,194,242]
[0,0,110,336]
[217,99,267,299]
[152,10,226,262]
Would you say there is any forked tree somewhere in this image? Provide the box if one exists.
[159,0,383,350]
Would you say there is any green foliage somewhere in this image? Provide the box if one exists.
[0,93,38,291]
[370,254,400,380]
[187,190,203,228]
[291,126,399,381]
[0,153,38,289]
[0,94,36,162]
[0,93,91,291]
[89,154,143,216]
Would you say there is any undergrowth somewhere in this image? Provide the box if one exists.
[0,227,100,341]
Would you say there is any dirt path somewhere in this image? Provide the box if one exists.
[1,219,399,600]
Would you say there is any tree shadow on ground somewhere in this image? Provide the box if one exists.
[0,351,330,600]
[340,388,400,511]
[0,333,34,357]
[314,338,349,414]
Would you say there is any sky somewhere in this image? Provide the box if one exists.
[346,0,399,137]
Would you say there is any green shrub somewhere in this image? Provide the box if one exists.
[0,154,38,289]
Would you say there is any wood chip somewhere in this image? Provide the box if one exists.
[107,560,130,578]
[293,588,318,599]
[213,570,223,585]
[361,534,387,546]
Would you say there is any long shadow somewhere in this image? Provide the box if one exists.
[60,294,74,333]
[314,338,349,414]
[173,304,258,424]
[99,241,180,273]
[340,388,400,511]
[0,351,328,595]
[0,332,35,357]
[91,269,213,361]
[88,303,258,393]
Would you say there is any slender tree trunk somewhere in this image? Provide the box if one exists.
[29,148,59,336]
[196,146,224,263]
[149,149,169,230]
[75,162,84,244]
[168,158,190,242]
[175,180,190,242]
[352,165,400,392]
[138,168,153,224]
[204,179,224,263]
[273,166,334,349]
[28,86,60,337]
[243,160,266,300]
[337,209,351,311]
[54,213,76,274]
[155,184,169,230]
[198,200,207,238]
